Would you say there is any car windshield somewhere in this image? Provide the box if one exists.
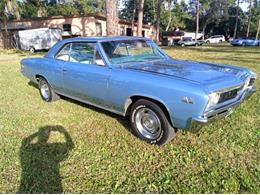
[183,37,192,41]
[101,40,166,64]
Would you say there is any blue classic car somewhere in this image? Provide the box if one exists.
[231,37,260,46]
[21,36,257,145]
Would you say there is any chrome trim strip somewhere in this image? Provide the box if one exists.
[212,84,243,94]
[55,91,125,116]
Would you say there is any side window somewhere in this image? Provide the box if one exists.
[70,42,95,64]
[56,43,71,61]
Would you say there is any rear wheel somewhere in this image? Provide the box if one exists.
[242,42,246,46]
[130,99,176,145]
[29,47,35,53]
[38,77,60,102]
[181,43,185,47]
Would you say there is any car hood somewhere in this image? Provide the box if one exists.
[123,59,249,92]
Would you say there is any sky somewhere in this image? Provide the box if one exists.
[183,0,249,11]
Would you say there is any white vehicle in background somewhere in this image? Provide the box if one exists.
[17,28,62,53]
[205,35,225,44]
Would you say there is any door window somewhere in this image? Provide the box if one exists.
[56,43,71,61]
[70,42,95,64]
[56,42,106,66]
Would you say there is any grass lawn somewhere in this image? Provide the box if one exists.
[0,44,259,193]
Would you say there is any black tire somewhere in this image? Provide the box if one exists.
[130,99,176,145]
[219,40,222,43]
[195,43,199,47]
[206,40,210,44]
[242,42,246,46]
[38,77,60,102]
[181,43,185,47]
[29,47,35,53]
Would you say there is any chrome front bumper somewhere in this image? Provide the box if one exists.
[189,87,256,131]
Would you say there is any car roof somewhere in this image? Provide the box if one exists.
[45,36,151,58]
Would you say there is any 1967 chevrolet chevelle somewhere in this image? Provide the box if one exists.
[21,36,257,145]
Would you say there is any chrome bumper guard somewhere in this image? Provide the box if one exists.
[189,87,256,131]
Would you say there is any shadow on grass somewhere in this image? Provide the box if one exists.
[18,125,74,193]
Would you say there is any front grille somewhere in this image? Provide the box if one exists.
[218,88,241,104]
[248,78,256,87]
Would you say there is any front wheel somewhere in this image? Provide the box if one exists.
[38,77,60,102]
[130,99,176,145]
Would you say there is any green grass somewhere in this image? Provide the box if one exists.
[0,45,259,193]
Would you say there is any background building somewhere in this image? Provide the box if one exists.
[0,13,155,48]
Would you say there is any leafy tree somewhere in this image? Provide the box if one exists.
[46,3,78,16]
[0,0,20,34]
[160,1,191,31]
[120,0,157,24]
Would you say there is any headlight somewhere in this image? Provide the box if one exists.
[206,92,220,110]
[243,77,253,90]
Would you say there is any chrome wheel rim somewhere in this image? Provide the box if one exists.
[135,107,162,140]
[30,48,34,53]
[40,82,50,100]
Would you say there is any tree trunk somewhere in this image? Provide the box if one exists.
[3,15,8,35]
[166,0,172,31]
[137,0,144,37]
[256,19,260,40]
[152,0,156,21]
[233,0,240,39]
[246,0,252,37]
[155,0,162,42]
[105,0,119,36]
[202,22,208,40]
[131,0,136,36]
[195,0,199,41]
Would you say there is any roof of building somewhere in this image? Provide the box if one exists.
[6,13,153,29]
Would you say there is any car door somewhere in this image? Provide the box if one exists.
[213,36,217,43]
[49,43,71,92]
[62,42,112,108]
